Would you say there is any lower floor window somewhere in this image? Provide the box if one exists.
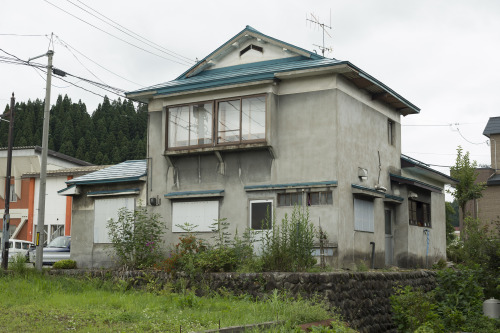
[409,200,431,227]
[172,200,219,232]
[250,200,272,230]
[277,191,333,207]
[278,193,302,207]
[307,191,332,206]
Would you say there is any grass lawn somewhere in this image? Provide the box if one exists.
[0,270,355,332]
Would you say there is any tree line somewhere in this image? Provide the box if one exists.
[0,94,147,165]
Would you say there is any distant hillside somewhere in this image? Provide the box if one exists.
[1,94,147,165]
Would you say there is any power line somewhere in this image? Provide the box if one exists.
[43,0,194,66]
[69,0,195,64]
[1,48,123,99]
[35,67,108,99]
[0,33,48,37]
[455,127,487,145]
[55,36,144,87]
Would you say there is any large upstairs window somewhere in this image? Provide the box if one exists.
[168,102,213,148]
[167,95,266,149]
[218,96,266,143]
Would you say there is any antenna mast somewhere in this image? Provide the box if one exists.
[306,12,333,57]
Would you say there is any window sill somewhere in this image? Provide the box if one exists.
[165,141,271,156]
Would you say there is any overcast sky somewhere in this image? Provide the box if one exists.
[1,0,499,177]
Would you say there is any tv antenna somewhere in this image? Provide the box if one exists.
[306,12,333,57]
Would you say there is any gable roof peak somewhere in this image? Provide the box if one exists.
[177,25,323,80]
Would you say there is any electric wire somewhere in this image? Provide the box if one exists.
[68,0,195,64]
[455,127,487,145]
[43,0,194,66]
[1,48,126,99]
[0,33,48,37]
[35,67,108,99]
[55,36,144,87]
[53,38,106,85]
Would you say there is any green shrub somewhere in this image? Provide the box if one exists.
[52,259,77,269]
[390,285,443,333]
[391,266,500,333]
[195,247,238,272]
[260,207,316,272]
[447,216,499,298]
[107,205,166,269]
[9,254,29,275]
[434,265,489,331]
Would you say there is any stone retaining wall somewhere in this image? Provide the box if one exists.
[49,269,436,332]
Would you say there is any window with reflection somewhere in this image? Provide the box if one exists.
[168,102,213,148]
[218,96,265,144]
[167,95,265,149]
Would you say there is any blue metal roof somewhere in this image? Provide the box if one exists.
[390,173,443,192]
[164,189,224,197]
[66,160,147,185]
[351,184,404,201]
[244,180,337,190]
[87,188,140,196]
[135,57,345,96]
[401,154,458,184]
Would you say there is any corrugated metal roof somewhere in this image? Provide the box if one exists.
[66,160,147,185]
[483,117,500,137]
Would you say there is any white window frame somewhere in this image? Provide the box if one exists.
[249,199,273,230]
[172,200,219,233]
[354,197,374,232]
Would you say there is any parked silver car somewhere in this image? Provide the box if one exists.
[30,236,71,265]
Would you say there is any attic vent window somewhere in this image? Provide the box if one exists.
[240,44,263,56]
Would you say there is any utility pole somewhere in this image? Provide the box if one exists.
[1,93,15,270]
[31,49,54,271]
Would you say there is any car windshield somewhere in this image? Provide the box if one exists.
[47,237,70,248]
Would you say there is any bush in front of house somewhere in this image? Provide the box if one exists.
[260,207,316,272]
[158,207,317,275]
[52,259,77,269]
[107,206,166,269]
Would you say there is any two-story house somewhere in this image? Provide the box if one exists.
[0,146,93,244]
[464,117,500,235]
[125,26,456,268]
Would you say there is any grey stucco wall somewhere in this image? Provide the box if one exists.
[142,72,445,270]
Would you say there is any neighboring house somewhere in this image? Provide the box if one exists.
[0,146,92,244]
[22,165,108,244]
[396,155,458,266]
[464,117,500,234]
[58,160,147,268]
[124,26,455,269]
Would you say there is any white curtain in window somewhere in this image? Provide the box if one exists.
[94,197,135,243]
[172,201,219,232]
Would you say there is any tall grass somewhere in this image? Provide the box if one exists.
[0,271,343,332]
